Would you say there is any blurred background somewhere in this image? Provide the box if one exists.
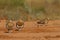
[0,0,60,21]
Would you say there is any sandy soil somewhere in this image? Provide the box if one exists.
[0,20,60,40]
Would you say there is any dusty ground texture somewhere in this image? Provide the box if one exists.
[0,20,60,40]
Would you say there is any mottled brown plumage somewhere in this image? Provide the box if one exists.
[16,21,24,26]
[16,20,24,31]
[6,20,14,33]
[37,18,49,26]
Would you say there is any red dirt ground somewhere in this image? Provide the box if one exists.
[0,20,60,40]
